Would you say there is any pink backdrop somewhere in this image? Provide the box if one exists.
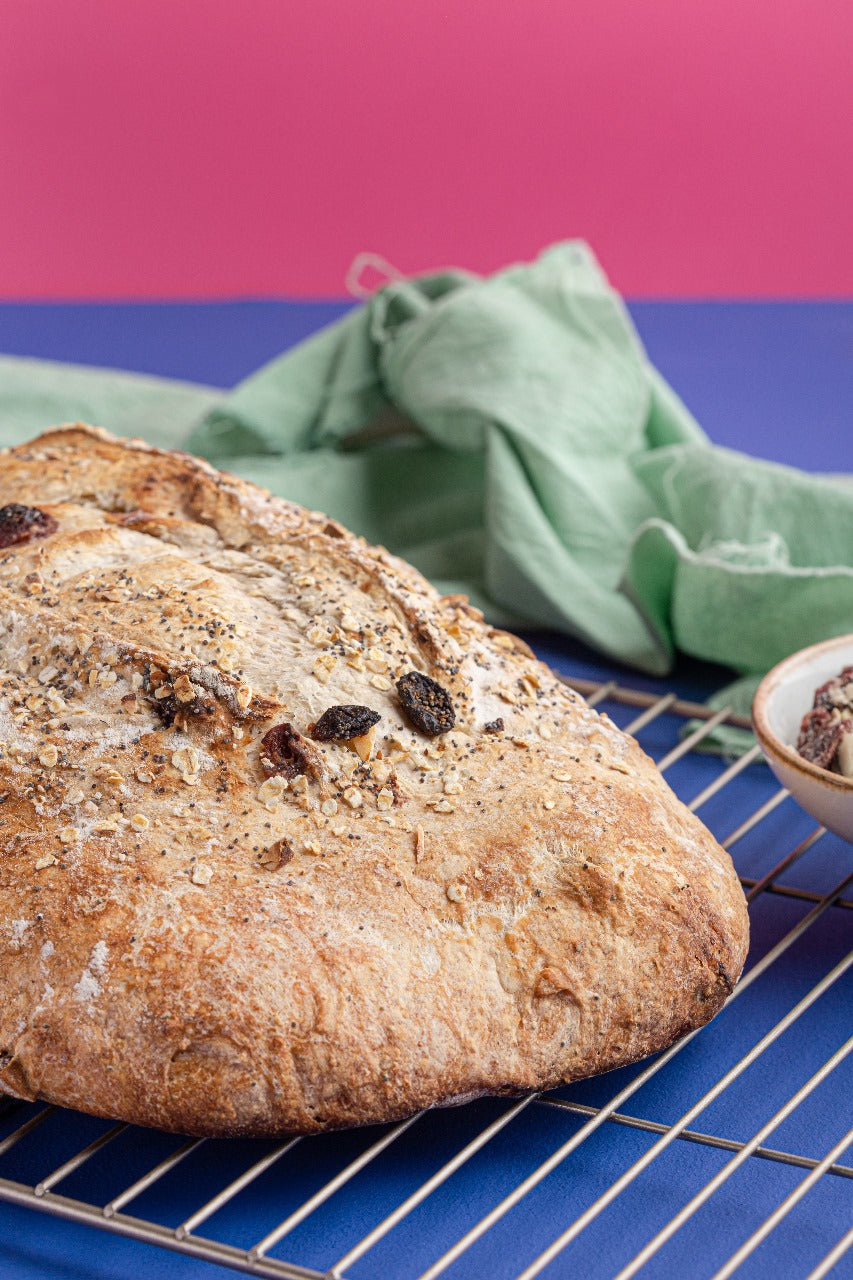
[1,0,851,299]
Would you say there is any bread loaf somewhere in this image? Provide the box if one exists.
[0,425,748,1136]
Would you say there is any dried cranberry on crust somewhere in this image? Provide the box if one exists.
[260,723,313,779]
[0,504,57,549]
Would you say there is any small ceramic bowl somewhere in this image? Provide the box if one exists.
[753,633,853,843]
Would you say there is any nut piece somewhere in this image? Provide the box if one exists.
[312,705,381,742]
[396,671,456,737]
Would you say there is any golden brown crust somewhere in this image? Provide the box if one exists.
[0,425,749,1136]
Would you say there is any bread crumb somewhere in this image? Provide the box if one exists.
[351,724,377,762]
[430,798,455,814]
[365,648,388,673]
[172,746,200,775]
[92,817,120,834]
[258,776,288,807]
[313,653,337,684]
[191,863,213,886]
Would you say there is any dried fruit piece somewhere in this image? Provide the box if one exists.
[798,665,853,773]
[396,671,455,737]
[260,723,312,779]
[0,504,57,549]
[797,707,851,770]
[312,704,381,742]
[812,666,853,711]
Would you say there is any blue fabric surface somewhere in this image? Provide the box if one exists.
[0,300,851,1280]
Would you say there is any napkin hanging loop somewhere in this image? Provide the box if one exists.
[345,251,406,299]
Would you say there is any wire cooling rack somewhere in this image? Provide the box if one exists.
[1,675,851,1280]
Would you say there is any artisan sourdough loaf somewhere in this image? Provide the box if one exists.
[0,426,748,1136]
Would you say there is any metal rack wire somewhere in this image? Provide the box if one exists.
[1,675,851,1279]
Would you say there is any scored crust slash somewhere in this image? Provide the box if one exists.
[0,426,749,1138]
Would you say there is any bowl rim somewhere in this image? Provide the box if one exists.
[752,632,853,795]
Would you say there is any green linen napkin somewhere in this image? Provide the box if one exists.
[3,242,853,754]
[0,354,219,448]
